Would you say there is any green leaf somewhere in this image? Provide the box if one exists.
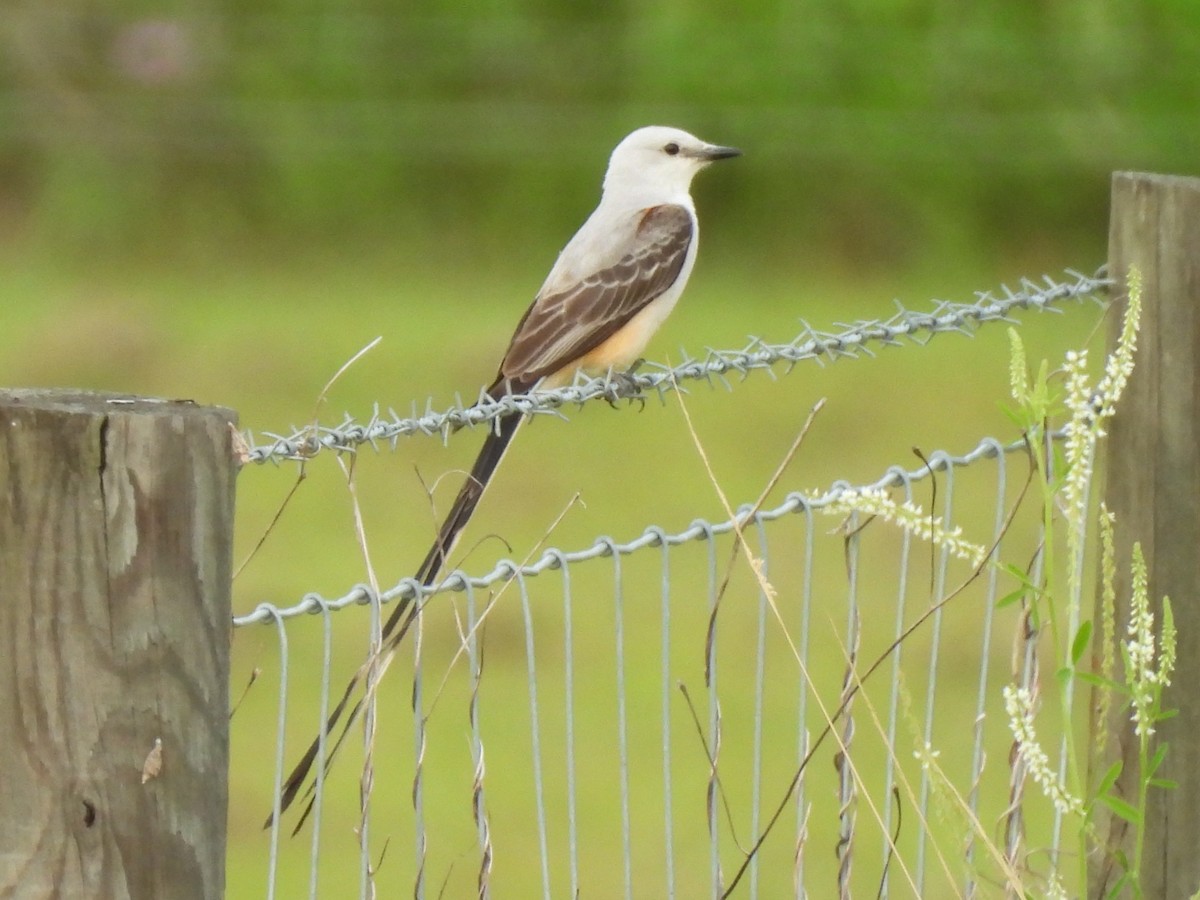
[1071,620,1093,665]
[1150,778,1178,790]
[1146,743,1169,777]
[1076,671,1125,692]
[996,588,1027,609]
[999,402,1031,431]
[1095,761,1123,795]
[999,562,1035,587]
[1097,792,1141,824]
[1051,441,1068,475]
[1106,870,1132,900]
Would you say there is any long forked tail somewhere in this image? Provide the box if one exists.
[412,411,523,586]
[269,412,524,829]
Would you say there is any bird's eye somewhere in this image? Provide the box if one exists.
[663,142,680,156]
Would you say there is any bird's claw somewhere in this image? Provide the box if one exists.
[603,361,647,410]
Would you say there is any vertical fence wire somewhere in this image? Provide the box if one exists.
[749,516,771,899]
[879,469,915,900]
[656,529,676,899]
[835,511,862,900]
[464,581,493,899]
[265,607,289,900]
[964,443,1009,896]
[794,501,815,900]
[412,590,427,900]
[360,584,384,900]
[605,538,633,900]
[914,455,957,893]
[701,522,722,898]
[517,570,552,900]
[308,598,333,900]
[555,553,580,900]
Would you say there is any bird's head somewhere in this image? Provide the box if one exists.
[602,126,740,202]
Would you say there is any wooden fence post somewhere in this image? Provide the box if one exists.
[1092,172,1200,897]
[0,391,237,900]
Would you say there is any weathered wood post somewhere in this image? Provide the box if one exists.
[1093,172,1200,897]
[0,391,237,900]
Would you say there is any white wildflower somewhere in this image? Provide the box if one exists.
[1093,505,1118,758]
[1045,870,1069,900]
[822,487,987,568]
[1095,268,1142,413]
[914,741,941,772]
[1126,543,1158,737]
[1061,347,1095,536]
[1159,597,1176,689]
[1008,327,1029,404]
[1059,270,1142,627]
[1003,684,1085,817]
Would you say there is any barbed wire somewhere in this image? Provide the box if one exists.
[242,267,1109,465]
[233,429,1039,628]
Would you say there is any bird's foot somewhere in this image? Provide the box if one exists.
[603,360,646,411]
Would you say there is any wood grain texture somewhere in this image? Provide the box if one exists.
[1092,173,1200,898]
[0,391,237,900]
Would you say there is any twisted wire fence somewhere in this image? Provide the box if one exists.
[233,269,1111,898]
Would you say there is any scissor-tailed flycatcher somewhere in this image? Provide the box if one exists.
[275,126,739,827]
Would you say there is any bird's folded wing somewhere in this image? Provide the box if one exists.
[496,203,693,387]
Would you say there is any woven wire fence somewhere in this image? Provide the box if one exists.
[233,269,1111,898]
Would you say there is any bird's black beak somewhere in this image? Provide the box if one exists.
[698,144,742,161]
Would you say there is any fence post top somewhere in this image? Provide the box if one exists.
[0,388,235,421]
[1112,170,1200,189]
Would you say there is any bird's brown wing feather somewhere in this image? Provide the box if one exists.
[493,203,693,394]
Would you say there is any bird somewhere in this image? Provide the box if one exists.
[273,126,740,828]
